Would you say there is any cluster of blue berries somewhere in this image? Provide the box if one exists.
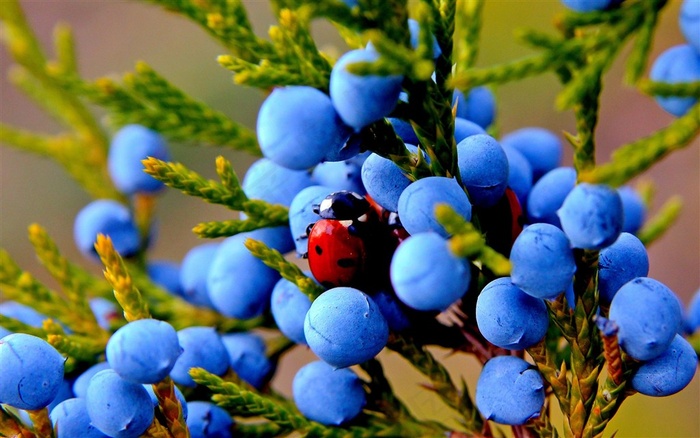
[2,0,699,436]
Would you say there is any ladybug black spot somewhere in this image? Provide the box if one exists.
[314,245,323,255]
[337,258,357,268]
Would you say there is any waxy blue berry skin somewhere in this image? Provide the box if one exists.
[558,183,623,250]
[0,333,65,410]
[0,326,11,339]
[106,318,182,384]
[391,232,471,312]
[148,260,183,297]
[257,86,351,170]
[221,332,273,389]
[372,289,412,332]
[389,117,420,145]
[397,176,472,237]
[330,49,403,130]
[502,144,533,209]
[561,0,619,12]
[609,277,683,361]
[186,401,234,438]
[304,287,388,368]
[457,134,509,208]
[526,166,576,228]
[476,277,549,350]
[108,124,170,195]
[361,152,412,212]
[170,326,229,387]
[73,361,111,399]
[454,117,487,144]
[476,356,545,425]
[293,361,366,426]
[74,199,141,259]
[510,223,577,300]
[686,288,700,334]
[631,334,698,397]
[598,233,649,303]
[85,369,154,438]
[617,186,646,235]
[180,242,220,308]
[500,127,562,181]
[312,160,366,195]
[207,227,294,319]
[680,0,700,53]
[271,277,313,344]
[452,86,496,129]
[289,185,334,255]
[89,297,119,330]
[242,158,314,207]
[0,301,48,328]
[650,44,700,117]
[50,398,110,438]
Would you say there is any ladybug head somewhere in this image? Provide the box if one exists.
[314,191,370,220]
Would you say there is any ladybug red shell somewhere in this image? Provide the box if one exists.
[307,218,367,289]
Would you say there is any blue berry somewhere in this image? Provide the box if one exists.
[289,185,335,255]
[47,378,74,413]
[476,277,549,350]
[649,44,700,117]
[630,334,698,397]
[50,398,109,438]
[617,186,646,235]
[221,332,272,389]
[390,232,471,311]
[0,300,49,328]
[330,49,403,130]
[397,176,472,237]
[85,369,154,438]
[454,117,487,144]
[452,87,496,129]
[526,166,576,227]
[408,18,442,58]
[147,260,183,297]
[561,0,620,12]
[207,227,293,319]
[0,333,65,410]
[106,318,182,384]
[179,242,220,307]
[242,158,314,207]
[500,128,562,181]
[361,152,412,212]
[476,356,545,425]
[73,361,111,399]
[74,199,141,259]
[372,289,413,332]
[0,326,11,339]
[389,117,420,144]
[312,159,365,195]
[501,144,533,209]
[170,326,229,387]
[680,0,700,53]
[686,288,700,334]
[186,401,234,438]
[609,277,683,361]
[292,360,366,425]
[598,232,649,303]
[558,183,623,250]
[108,124,170,195]
[271,276,313,344]
[457,134,509,207]
[304,287,388,368]
[510,223,577,299]
[257,86,351,170]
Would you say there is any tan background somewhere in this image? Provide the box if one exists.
[1,0,698,435]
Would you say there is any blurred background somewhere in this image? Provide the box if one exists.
[1,0,698,435]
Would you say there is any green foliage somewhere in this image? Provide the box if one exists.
[1,0,699,437]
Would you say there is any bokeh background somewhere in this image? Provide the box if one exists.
[1,0,698,435]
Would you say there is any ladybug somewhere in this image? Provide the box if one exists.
[473,187,524,257]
